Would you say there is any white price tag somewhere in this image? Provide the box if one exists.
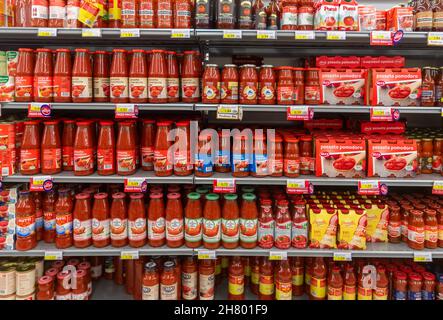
[428,32,443,46]
[432,181,443,195]
[370,107,399,122]
[120,29,140,38]
[44,251,63,260]
[370,31,393,46]
[358,180,388,196]
[82,28,102,37]
[216,105,243,120]
[223,30,242,39]
[333,252,352,261]
[327,31,346,40]
[28,103,52,118]
[256,30,276,39]
[115,104,138,119]
[197,250,216,259]
[413,252,432,262]
[286,179,312,195]
[213,178,236,193]
[121,250,139,260]
[441,108,443,117]
[124,178,147,193]
[295,30,315,40]
[287,106,313,121]
[38,28,57,37]
[30,176,54,192]
[269,251,288,261]
[171,29,191,38]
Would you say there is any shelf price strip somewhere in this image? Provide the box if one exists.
[197,250,216,260]
[30,176,54,192]
[370,31,393,46]
[432,181,443,195]
[44,251,63,261]
[216,105,243,120]
[333,252,352,262]
[269,251,287,261]
[37,28,57,37]
[121,250,139,260]
[213,178,236,193]
[428,32,443,46]
[115,104,138,119]
[124,178,148,193]
[28,103,52,118]
[326,31,346,40]
[81,28,102,37]
[370,107,399,122]
[223,30,242,39]
[413,252,432,262]
[120,29,140,38]
[256,30,276,40]
[295,30,315,40]
[287,106,313,121]
[286,179,313,195]
[358,180,388,196]
[171,29,191,39]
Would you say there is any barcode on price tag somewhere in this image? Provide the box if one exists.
[115,104,138,119]
[28,103,52,118]
[269,251,287,261]
[197,250,216,259]
[121,250,139,260]
[45,251,63,260]
[327,31,346,40]
[30,176,54,192]
[120,29,140,38]
[432,181,443,195]
[287,106,313,121]
[82,28,101,37]
[216,105,243,120]
[213,178,236,193]
[223,30,242,39]
[257,30,276,39]
[370,31,393,46]
[171,29,191,38]
[295,30,315,40]
[370,107,399,122]
[333,252,352,261]
[286,179,313,195]
[414,252,432,262]
[428,32,443,46]
[124,178,147,193]
[38,28,57,37]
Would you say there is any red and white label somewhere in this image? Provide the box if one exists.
[30,176,53,192]
[432,181,443,195]
[115,104,138,119]
[124,178,148,193]
[28,103,52,118]
[358,180,388,196]
[287,106,313,121]
[370,31,393,46]
[286,179,313,195]
[370,107,400,122]
[213,178,236,193]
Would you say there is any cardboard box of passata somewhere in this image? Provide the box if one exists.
[315,138,366,178]
[360,121,406,135]
[0,122,16,176]
[362,203,389,243]
[309,207,337,249]
[337,208,367,250]
[316,56,360,69]
[319,69,367,105]
[370,68,422,107]
[314,0,340,30]
[367,138,418,178]
[358,5,377,31]
[361,56,405,69]
[386,6,413,32]
[304,119,343,131]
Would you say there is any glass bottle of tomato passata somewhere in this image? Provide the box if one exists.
[252,0,267,29]
[290,257,304,296]
[55,189,73,249]
[62,120,75,171]
[291,199,308,248]
[299,135,313,175]
[327,265,343,300]
[31,0,49,27]
[421,138,433,174]
[43,190,57,243]
[181,256,198,300]
[166,51,179,103]
[239,64,258,104]
[222,194,240,249]
[280,0,298,30]
[160,260,178,300]
[41,121,62,174]
[157,0,173,28]
[258,199,274,249]
[142,261,159,300]
[232,134,250,177]
[195,132,214,177]
[228,256,244,300]
[421,67,436,106]
[97,121,115,176]
[258,65,276,105]
[73,192,92,248]
[110,49,129,103]
[121,0,138,28]
[240,193,258,249]
[408,209,425,250]
[310,257,326,300]
[215,130,231,173]
[202,64,221,104]
[141,119,155,171]
[304,68,320,105]
[174,0,192,28]
[139,0,155,28]
[154,121,173,176]
[181,51,200,103]
[221,64,239,104]
[34,48,53,102]
[148,50,168,103]
[166,192,184,248]
[252,133,268,177]
[259,257,274,300]
[199,259,215,300]
[184,192,202,248]
[174,120,193,176]
[129,49,148,103]
[147,192,165,247]
[203,193,221,249]
[275,260,292,300]
[72,48,93,103]
[110,192,127,247]
[92,193,111,248]
[74,121,94,176]
[108,0,121,27]
[20,121,41,175]
[128,193,147,248]
[53,48,71,103]
[15,48,34,102]
[93,51,110,103]
[424,209,438,249]
[116,121,136,175]
[237,0,252,29]
[269,134,283,177]
[16,190,37,251]
[277,66,294,105]
[274,199,291,249]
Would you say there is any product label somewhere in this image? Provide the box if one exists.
[139,1,154,27]
[281,5,297,27]
[174,151,193,174]
[129,77,147,100]
[275,281,291,300]
[97,148,114,172]
[110,77,129,100]
[252,153,268,176]
[32,0,49,19]
[160,283,177,300]
[199,273,215,300]
[408,291,422,300]
[55,213,72,236]
[128,218,147,241]
[203,81,220,101]
[195,153,213,174]
[110,218,127,240]
[228,274,244,296]
[284,159,300,175]
[142,284,159,300]
[388,221,401,239]
[221,218,240,243]
[182,271,198,300]
[42,148,62,171]
[92,218,110,241]
[16,215,36,237]
[49,2,66,19]
[259,275,274,296]
[166,218,184,241]
[62,146,74,168]
[408,225,425,244]
[232,153,250,173]
[327,286,343,300]
[53,76,71,99]
[221,81,239,101]
[147,217,165,241]
[15,76,33,98]
[117,150,136,173]
[275,220,291,248]
[258,219,274,248]
[93,77,110,99]
[357,286,372,300]
[74,148,94,172]
[73,218,92,241]
[184,217,202,243]
[34,76,53,99]
[20,148,40,172]
[154,149,172,172]
[240,218,257,243]
[203,218,221,243]
[0,269,16,295]
[373,287,388,300]
[291,220,308,248]
[141,146,154,168]
[181,78,199,99]
[422,290,435,300]
[72,77,93,99]
[310,277,326,299]
[44,211,56,231]
[343,284,356,300]
[148,77,167,100]
[167,77,179,99]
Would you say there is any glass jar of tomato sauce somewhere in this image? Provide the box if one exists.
[299,136,313,175]
[277,66,295,105]
[408,209,425,250]
[221,64,239,104]
[293,68,305,105]
[284,136,300,177]
[239,64,258,105]
[421,138,433,174]
[258,65,276,105]
[216,130,231,173]
[174,120,193,176]
[202,64,221,104]
[232,134,251,177]
[195,132,214,177]
[304,68,321,105]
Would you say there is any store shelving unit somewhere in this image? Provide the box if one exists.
[1,102,195,111]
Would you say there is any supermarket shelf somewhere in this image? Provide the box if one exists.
[1,170,194,184]
[1,102,195,111]
[194,172,443,187]
[195,104,442,114]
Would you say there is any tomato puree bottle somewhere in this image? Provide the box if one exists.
[139,0,155,28]
[55,189,73,249]
[74,121,94,176]
[203,193,221,249]
[166,51,180,103]
[93,51,110,103]
[73,192,92,248]
[232,135,250,177]
[228,256,244,300]
[33,192,43,241]
[72,48,93,103]
[240,193,258,248]
[343,264,356,300]
[142,261,159,300]
[258,65,276,105]
[161,261,178,300]
[92,193,111,248]
[259,258,274,300]
[373,265,388,300]
[275,199,291,249]
[20,121,41,175]
[258,199,274,248]
[141,119,155,171]
[424,209,438,249]
[277,66,294,105]
[182,256,198,300]
[173,0,192,28]
[327,265,343,300]
[290,257,304,296]
[53,48,71,103]
[110,192,128,247]
[128,193,147,248]
[148,50,168,103]
[310,257,326,300]
[174,120,193,176]
[181,51,200,103]
[221,64,239,104]
[43,190,57,243]
[408,209,425,250]
[199,259,215,300]
[222,194,240,249]
[239,64,258,104]
[110,49,129,103]
[166,192,184,248]
[62,120,76,171]
[15,48,34,102]
[388,205,402,243]
[97,121,115,176]
[154,121,173,176]
[33,48,53,102]
[129,49,148,103]
[156,0,173,27]
[184,192,202,248]
[116,121,136,175]
[121,0,138,28]
[202,64,221,104]
[147,192,166,247]
[291,199,308,248]
[16,190,37,251]
[275,260,292,300]
[41,121,62,174]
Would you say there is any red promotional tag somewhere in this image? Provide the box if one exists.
[370,107,400,122]
[28,103,52,118]
[358,180,388,196]
[286,179,313,195]
[115,104,138,119]
[287,106,314,121]
[30,176,54,192]
[213,178,236,193]
[124,178,148,193]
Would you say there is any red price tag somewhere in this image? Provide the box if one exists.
[30,176,54,192]
[286,179,313,195]
[287,106,313,121]
[124,178,148,193]
[432,181,443,195]
[213,179,236,193]
[115,104,138,119]
[370,31,393,46]
[370,107,400,122]
[358,180,388,196]
[28,103,52,118]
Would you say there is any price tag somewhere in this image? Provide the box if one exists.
[358,180,388,196]
[216,105,243,120]
[286,179,313,195]
[38,28,57,37]
[223,30,242,39]
[121,250,139,260]
[287,106,313,121]
[44,251,63,260]
[115,104,138,119]
[333,252,352,261]
[256,30,276,40]
[120,29,140,38]
[370,31,393,46]
[213,178,236,193]
[370,107,399,122]
[81,28,101,37]
[197,249,216,260]
[428,32,443,46]
[441,108,443,117]
[295,30,315,40]
[30,176,54,192]
[326,31,346,40]
[432,181,443,195]
[124,178,147,193]
[28,103,52,118]
[269,251,288,261]
[413,252,432,262]
[171,29,191,38]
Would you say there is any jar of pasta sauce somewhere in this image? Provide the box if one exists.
[408,272,423,301]
[297,6,314,30]
[304,68,320,105]
[239,64,258,105]
[393,271,407,300]
[277,66,294,105]
[422,272,436,300]
[437,274,443,300]
[293,68,305,105]
[221,64,239,104]
[258,65,276,105]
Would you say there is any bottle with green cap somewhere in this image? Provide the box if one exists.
[221,193,240,249]
[203,193,221,249]
[184,192,202,248]
[240,193,258,248]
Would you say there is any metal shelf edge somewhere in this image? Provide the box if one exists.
[1,102,195,111]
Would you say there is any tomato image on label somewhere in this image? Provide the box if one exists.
[166,218,184,240]
[384,157,407,171]
[388,86,411,100]
[111,218,127,237]
[333,157,356,171]
[333,85,355,98]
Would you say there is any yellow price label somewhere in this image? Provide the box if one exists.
[197,250,216,259]
[413,252,432,262]
[198,254,210,259]
[217,182,229,187]
[257,31,276,40]
[327,31,346,40]
[44,251,63,260]
[223,30,242,39]
[116,107,130,112]
[290,109,303,115]
[218,107,234,113]
[269,251,287,261]
[121,250,139,260]
[257,34,270,39]
[360,184,374,189]
[171,29,190,38]
[44,255,57,261]
[120,29,140,38]
[429,35,442,41]
[433,184,443,190]
[82,28,101,37]
[38,28,57,37]
[333,252,352,261]
[126,181,140,187]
